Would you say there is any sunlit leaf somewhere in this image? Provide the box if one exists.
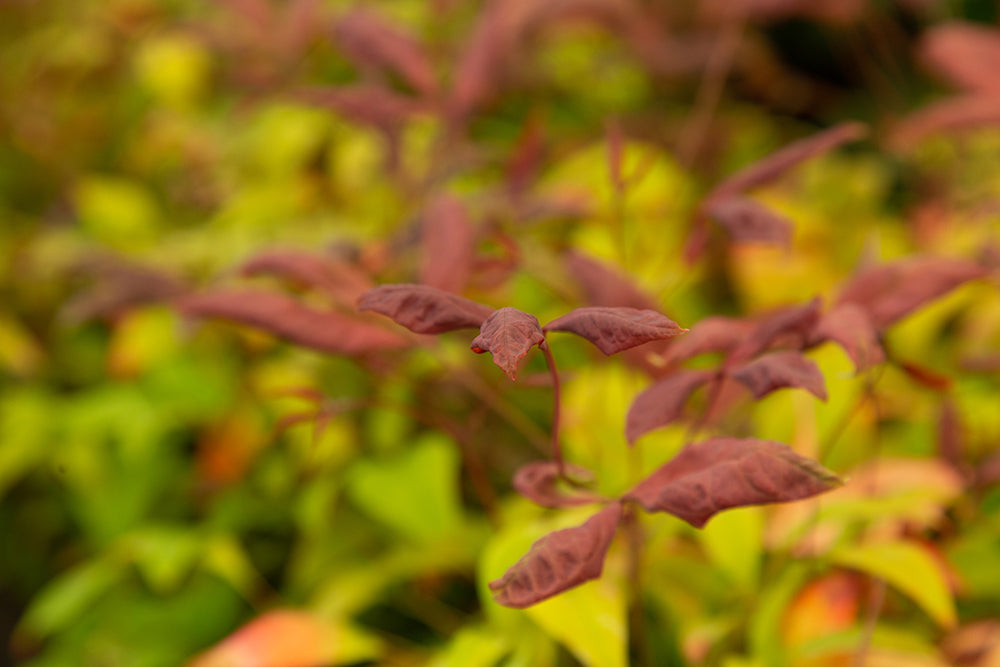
[832,540,958,629]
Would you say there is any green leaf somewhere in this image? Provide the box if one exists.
[0,388,53,497]
[832,541,957,628]
[429,625,511,667]
[17,557,124,639]
[116,526,202,595]
[345,433,463,543]
[700,507,763,591]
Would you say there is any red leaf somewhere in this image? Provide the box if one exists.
[177,290,408,354]
[357,284,495,334]
[705,197,793,245]
[544,307,687,355]
[921,22,1000,95]
[470,307,545,380]
[937,398,965,469]
[730,350,828,400]
[836,256,988,329]
[624,437,842,528]
[419,194,476,294]
[513,461,603,508]
[809,302,884,371]
[706,122,867,203]
[626,369,715,443]
[730,298,822,364]
[898,360,953,392]
[333,8,438,97]
[241,250,372,305]
[565,250,660,311]
[657,316,754,368]
[489,502,622,608]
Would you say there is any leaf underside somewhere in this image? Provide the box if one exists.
[626,369,715,443]
[730,350,828,401]
[470,307,545,380]
[544,307,687,355]
[357,284,495,334]
[624,437,842,528]
[489,502,622,608]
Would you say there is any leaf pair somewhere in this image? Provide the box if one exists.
[490,437,841,608]
[359,284,687,380]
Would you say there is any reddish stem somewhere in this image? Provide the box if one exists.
[540,339,565,477]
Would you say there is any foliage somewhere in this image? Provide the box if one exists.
[2,0,1000,666]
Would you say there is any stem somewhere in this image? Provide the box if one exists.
[540,339,565,477]
[624,501,651,667]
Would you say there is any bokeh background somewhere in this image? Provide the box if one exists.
[2,0,1000,665]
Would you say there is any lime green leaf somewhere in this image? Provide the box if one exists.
[429,625,511,667]
[116,526,202,595]
[700,507,763,590]
[0,388,53,497]
[832,541,957,628]
[345,433,462,543]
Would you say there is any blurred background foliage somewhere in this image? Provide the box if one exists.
[2,0,1000,665]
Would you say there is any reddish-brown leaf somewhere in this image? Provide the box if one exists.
[419,194,475,294]
[836,256,988,329]
[937,398,965,470]
[513,461,603,508]
[707,122,867,202]
[177,290,408,354]
[333,8,438,96]
[658,316,754,368]
[624,437,842,528]
[295,84,425,132]
[565,250,660,311]
[241,250,372,305]
[544,307,687,356]
[626,369,715,443]
[63,255,185,323]
[898,360,953,392]
[358,284,495,334]
[808,302,884,371]
[705,197,793,245]
[470,307,545,380]
[890,95,1000,149]
[489,502,622,608]
[730,298,822,364]
[730,350,828,400]
[921,22,1000,95]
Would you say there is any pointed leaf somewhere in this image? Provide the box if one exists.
[295,84,425,131]
[624,437,842,528]
[544,307,687,355]
[921,22,1000,95]
[470,307,545,380]
[707,122,867,202]
[420,194,476,294]
[730,351,828,401]
[334,8,438,96]
[489,502,622,608]
[513,461,603,509]
[705,197,793,245]
[177,290,407,354]
[809,302,885,371]
[626,369,714,443]
[358,284,494,334]
[836,256,988,329]
[658,316,754,367]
